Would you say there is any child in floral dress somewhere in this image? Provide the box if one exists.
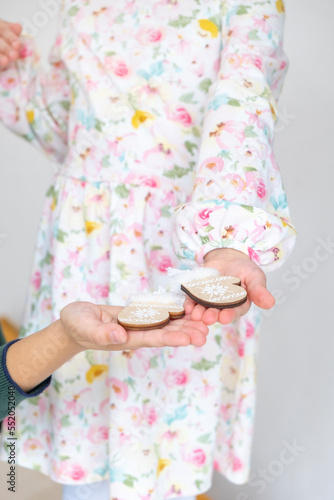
[0,1,295,499]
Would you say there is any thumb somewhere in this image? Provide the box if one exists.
[247,277,275,310]
[93,321,128,346]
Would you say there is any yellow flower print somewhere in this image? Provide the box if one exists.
[198,19,219,38]
[86,364,109,383]
[85,221,102,234]
[131,110,154,129]
[26,110,34,124]
[156,458,171,477]
[276,0,285,13]
[269,102,277,120]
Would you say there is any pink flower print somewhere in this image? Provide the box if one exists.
[31,271,41,291]
[126,350,150,378]
[136,27,165,45]
[238,342,245,357]
[232,455,243,471]
[200,156,224,173]
[87,425,109,444]
[158,255,173,273]
[143,405,158,426]
[70,464,86,481]
[226,53,243,70]
[23,438,43,454]
[138,175,159,188]
[112,233,130,247]
[186,448,206,467]
[246,321,255,338]
[164,369,190,388]
[125,406,143,427]
[214,120,245,150]
[0,75,17,90]
[41,430,52,450]
[256,179,267,199]
[86,282,109,299]
[105,56,130,77]
[106,377,129,401]
[170,107,193,127]
[248,247,260,264]
[227,174,246,194]
[198,208,213,224]
[254,16,271,33]
[41,297,52,314]
[19,42,34,59]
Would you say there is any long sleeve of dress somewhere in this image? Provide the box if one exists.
[0,34,71,164]
[173,0,296,271]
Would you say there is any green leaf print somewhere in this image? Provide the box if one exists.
[180,92,196,104]
[215,334,222,347]
[115,184,130,198]
[191,356,220,371]
[63,265,72,279]
[53,379,63,394]
[61,415,71,427]
[60,100,70,111]
[195,480,204,490]
[114,13,125,23]
[150,245,163,251]
[160,205,172,217]
[123,475,138,488]
[125,377,136,391]
[236,5,251,15]
[200,235,210,245]
[228,98,241,107]
[105,51,116,57]
[56,229,68,243]
[198,432,212,444]
[248,29,261,41]
[185,141,198,156]
[243,166,257,172]
[241,204,255,213]
[169,15,194,28]
[68,6,79,16]
[244,125,257,137]
[198,78,212,93]
[218,150,232,161]
[192,126,200,137]
[59,456,71,461]
[116,261,130,280]
[101,155,111,168]
[149,356,158,368]
[203,224,214,233]
[95,119,104,133]
[164,165,190,179]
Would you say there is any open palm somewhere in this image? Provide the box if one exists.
[184,248,275,325]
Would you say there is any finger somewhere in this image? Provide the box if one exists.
[191,303,206,321]
[9,23,23,38]
[170,318,209,332]
[0,37,12,57]
[247,280,275,309]
[91,321,128,346]
[4,25,21,49]
[202,308,219,325]
[162,330,207,348]
[183,297,197,316]
[218,307,237,325]
[0,54,9,68]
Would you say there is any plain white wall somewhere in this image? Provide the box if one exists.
[1,1,334,499]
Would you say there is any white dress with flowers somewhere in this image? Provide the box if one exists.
[0,0,296,498]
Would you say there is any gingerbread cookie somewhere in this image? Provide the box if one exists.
[167,267,247,309]
[118,293,185,330]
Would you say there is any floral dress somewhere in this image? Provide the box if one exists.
[0,0,296,498]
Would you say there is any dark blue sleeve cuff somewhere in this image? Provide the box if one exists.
[1,339,52,398]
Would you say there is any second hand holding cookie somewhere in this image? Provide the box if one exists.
[185,248,275,326]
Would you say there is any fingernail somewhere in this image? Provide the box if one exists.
[109,331,126,345]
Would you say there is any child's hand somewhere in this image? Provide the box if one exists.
[0,20,22,70]
[184,248,275,326]
[60,301,209,351]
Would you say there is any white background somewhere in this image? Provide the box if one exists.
[1,1,334,499]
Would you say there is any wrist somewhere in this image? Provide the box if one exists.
[55,319,84,356]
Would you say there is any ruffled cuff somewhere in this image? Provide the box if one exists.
[173,199,297,271]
